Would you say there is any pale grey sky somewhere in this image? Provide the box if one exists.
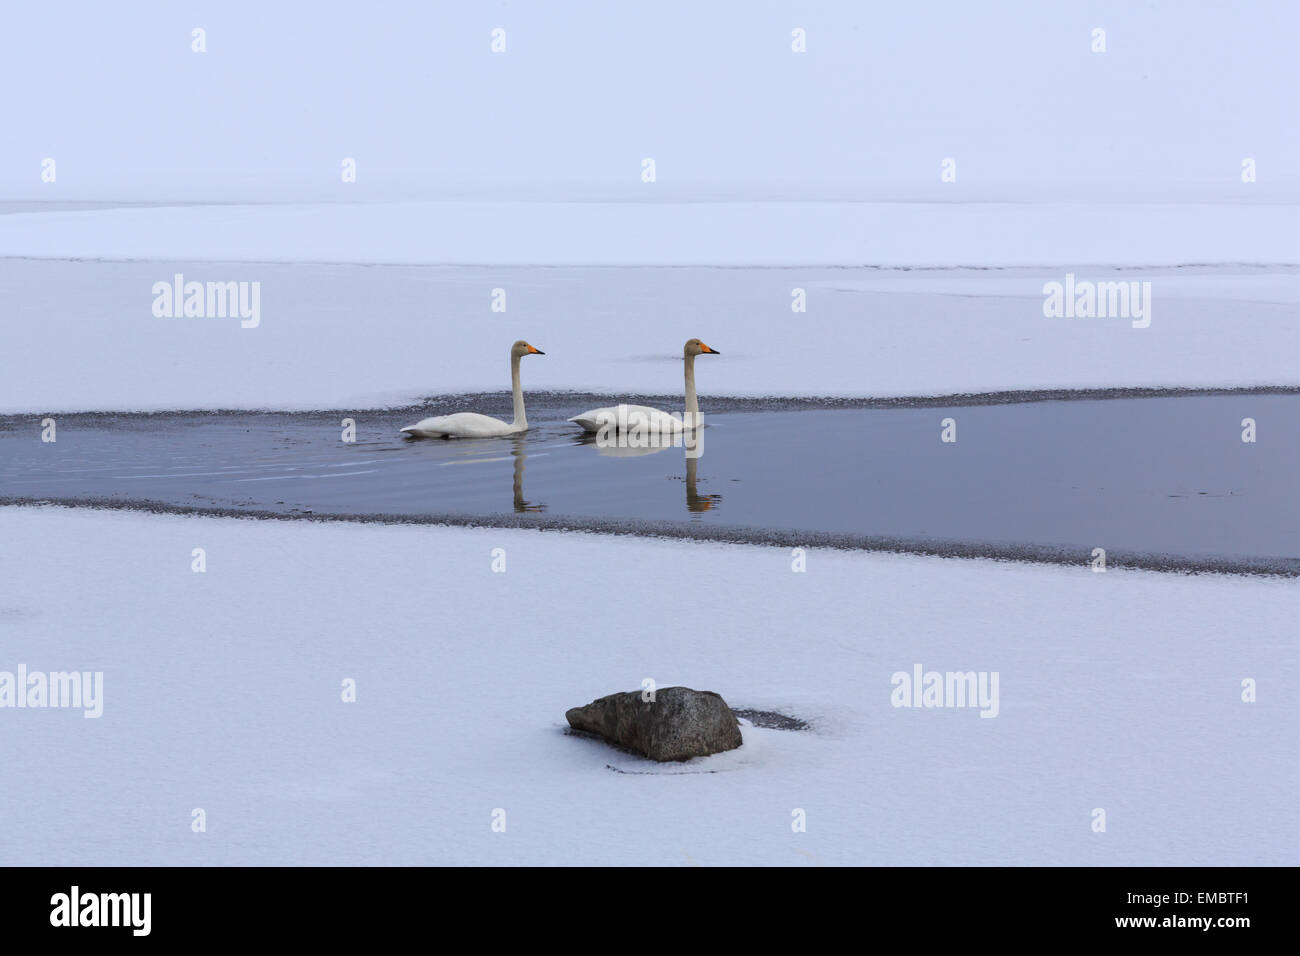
[2,0,1296,201]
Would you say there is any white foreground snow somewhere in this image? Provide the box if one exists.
[1,505,1294,865]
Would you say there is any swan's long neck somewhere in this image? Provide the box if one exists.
[510,352,526,428]
[684,352,699,420]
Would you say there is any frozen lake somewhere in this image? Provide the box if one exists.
[3,391,1297,574]
[5,256,1300,415]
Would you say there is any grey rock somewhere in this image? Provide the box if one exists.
[566,686,743,761]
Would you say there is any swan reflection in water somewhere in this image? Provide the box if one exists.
[510,435,545,513]
[574,432,721,515]
[418,435,547,513]
[684,455,721,514]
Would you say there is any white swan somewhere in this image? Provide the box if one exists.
[569,338,719,434]
[401,340,544,439]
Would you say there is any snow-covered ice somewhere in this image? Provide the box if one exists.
[1,506,1294,865]
[4,254,1299,413]
[1,200,1297,267]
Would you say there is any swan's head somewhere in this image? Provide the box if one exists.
[684,338,720,357]
[512,340,545,358]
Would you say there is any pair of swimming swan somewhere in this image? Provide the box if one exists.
[400,338,720,439]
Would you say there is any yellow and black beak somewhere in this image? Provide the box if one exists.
[701,343,720,354]
[528,345,545,355]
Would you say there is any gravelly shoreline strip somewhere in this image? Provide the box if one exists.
[4,384,1300,423]
[3,496,1296,578]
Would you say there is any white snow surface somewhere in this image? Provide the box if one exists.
[1,505,1295,865]
[3,251,1299,413]
[1,200,1297,267]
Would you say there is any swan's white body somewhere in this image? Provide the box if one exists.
[402,341,542,439]
[569,340,718,434]
[402,411,523,439]
[568,404,690,435]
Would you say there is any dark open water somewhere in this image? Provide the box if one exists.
[2,392,1297,574]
